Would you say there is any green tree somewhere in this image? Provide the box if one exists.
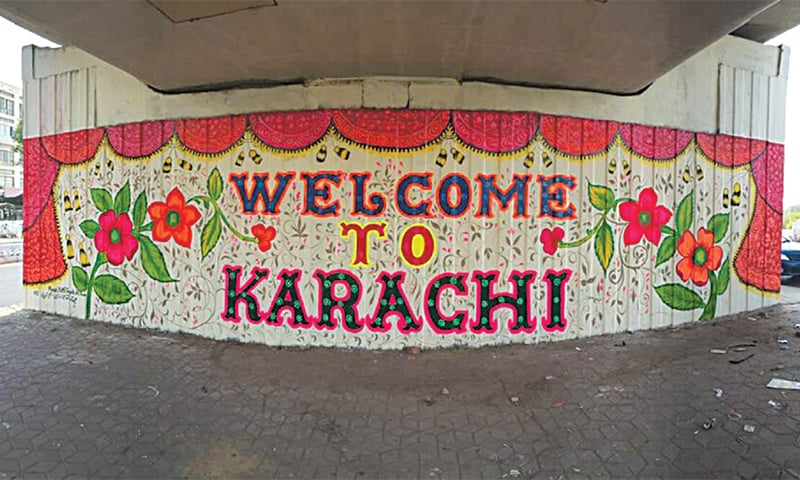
[12,115,22,159]
[784,205,800,229]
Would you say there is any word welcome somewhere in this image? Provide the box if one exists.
[229,171,578,220]
[221,266,573,335]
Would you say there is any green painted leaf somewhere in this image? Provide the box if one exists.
[699,293,717,321]
[71,266,88,293]
[716,257,730,296]
[79,219,101,239]
[707,213,729,243]
[201,213,222,259]
[208,167,224,202]
[655,235,676,267]
[90,188,113,212]
[594,221,614,274]
[93,274,134,304]
[588,183,616,212]
[661,225,676,236]
[114,181,131,214]
[675,190,694,234]
[700,272,718,321]
[655,283,705,311]
[139,236,176,282]
[132,191,147,228]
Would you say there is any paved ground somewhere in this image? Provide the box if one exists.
[0,262,22,312]
[782,276,800,304]
[0,304,798,479]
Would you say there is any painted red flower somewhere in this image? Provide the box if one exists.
[618,188,672,246]
[94,211,138,266]
[676,227,723,286]
[540,227,564,255]
[148,188,201,248]
[251,224,277,252]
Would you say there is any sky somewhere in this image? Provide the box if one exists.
[0,15,796,207]
[0,16,58,87]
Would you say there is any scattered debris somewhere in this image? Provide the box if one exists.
[795,323,800,329]
[766,378,800,390]
[545,375,555,381]
[404,346,421,355]
[729,353,754,364]
[147,385,160,397]
[795,331,800,338]
[748,316,758,322]
[728,343,757,349]
[575,347,582,352]
[508,469,521,478]
[613,340,626,347]
[732,347,749,353]
[710,349,727,354]
[552,402,564,408]
[702,417,716,430]
[768,400,783,410]
[743,424,756,433]
[714,388,723,398]
[728,411,743,420]
[440,387,450,396]
[509,396,520,405]
[777,338,789,345]
[423,397,435,406]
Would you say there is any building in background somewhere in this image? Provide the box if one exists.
[0,81,21,190]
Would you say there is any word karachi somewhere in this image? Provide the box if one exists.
[221,169,575,336]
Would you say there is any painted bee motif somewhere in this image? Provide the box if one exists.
[162,156,173,173]
[178,158,193,171]
[63,191,73,211]
[72,189,81,211]
[249,149,262,165]
[235,151,246,167]
[93,161,102,176]
[316,145,327,163]
[435,148,448,168]
[78,242,90,267]
[105,158,114,171]
[695,164,704,182]
[542,152,553,168]
[523,151,534,169]
[682,164,692,183]
[65,234,75,260]
[622,159,631,176]
[722,187,730,208]
[334,146,350,161]
[450,148,465,165]
[608,158,616,175]
[731,183,742,206]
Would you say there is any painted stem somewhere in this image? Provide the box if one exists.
[84,256,105,320]
[557,198,633,249]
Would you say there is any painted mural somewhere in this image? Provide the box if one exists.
[23,110,783,349]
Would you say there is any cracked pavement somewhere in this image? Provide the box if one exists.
[0,304,798,479]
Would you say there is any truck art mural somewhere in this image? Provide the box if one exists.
[23,110,783,349]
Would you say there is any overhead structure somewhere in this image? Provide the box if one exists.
[0,0,797,94]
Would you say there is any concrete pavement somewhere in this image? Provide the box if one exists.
[0,304,797,479]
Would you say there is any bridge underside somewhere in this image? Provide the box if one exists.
[0,0,798,94]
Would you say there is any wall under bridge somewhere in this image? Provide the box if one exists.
[21,36,787,349]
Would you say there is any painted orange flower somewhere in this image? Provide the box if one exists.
[148,188,201,248]
[676,227,723,286]
[251,224,276,252]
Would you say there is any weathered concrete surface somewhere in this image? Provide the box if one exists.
[0,306,798,479]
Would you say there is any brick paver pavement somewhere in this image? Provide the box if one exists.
[0,305,799,479]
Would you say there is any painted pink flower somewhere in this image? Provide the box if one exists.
[618,188,672,246]
[540,227,564,255]
[94,211,138,266]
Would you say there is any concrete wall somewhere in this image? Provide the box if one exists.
[21,36,787,349]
